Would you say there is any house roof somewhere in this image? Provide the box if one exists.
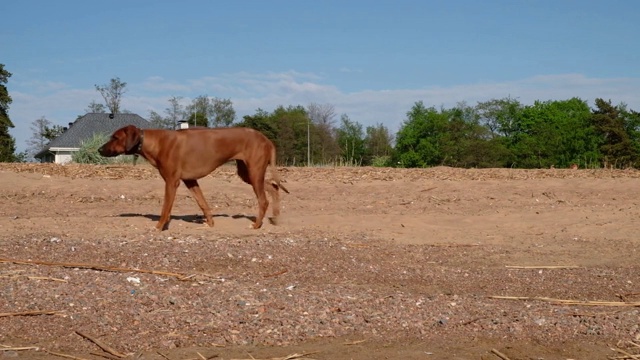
[35,113,154,159]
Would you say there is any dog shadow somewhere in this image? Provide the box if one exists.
[119,213,257,225]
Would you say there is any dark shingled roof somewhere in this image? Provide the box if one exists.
[35,113,154,158]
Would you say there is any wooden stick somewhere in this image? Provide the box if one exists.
[611,347,638,359]
[489,296,640,307]
[0,257,190,280]
[44,349,90,360]
[490,348,512,360]
[343,340,366,345]
[75,331,126,358]
[263,269,288,278]
[0,310,62,317]
[28,276,67,282]
[505,265,580,269]
[90,352,123,360]
[0,346,39,351]
[230,352,319,360]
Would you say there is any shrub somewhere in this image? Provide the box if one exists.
[371,155,392,167]
[72,133,111,164]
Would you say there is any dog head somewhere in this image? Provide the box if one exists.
[99,125,142,157]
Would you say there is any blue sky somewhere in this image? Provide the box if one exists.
[4,0,640,153]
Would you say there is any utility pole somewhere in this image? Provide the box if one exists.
[307,118,311,167]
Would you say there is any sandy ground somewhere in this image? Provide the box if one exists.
[0,163,639,359]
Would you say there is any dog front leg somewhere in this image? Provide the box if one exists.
[157,178,180,230]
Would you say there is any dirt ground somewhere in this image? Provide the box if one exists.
[1,163,639,360]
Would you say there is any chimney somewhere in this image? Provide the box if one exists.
[68,122,73,128]
[178,120,189,130]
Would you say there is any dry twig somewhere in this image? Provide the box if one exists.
[75,330,126,358]
[0,346,39,351]
[343,340,366,345]
[90,351,122,360]
[230,351,319,360]
[489,296,640,307]
[0,310,62,318]
[490,348,512,360]
[44,349,90,360]
[264,269,288,278]
[505,265,580,269]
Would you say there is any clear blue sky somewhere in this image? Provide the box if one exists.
[4,0,640,153]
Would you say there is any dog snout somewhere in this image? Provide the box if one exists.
[98,143,115,157]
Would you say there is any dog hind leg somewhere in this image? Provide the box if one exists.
[183,179,214,227]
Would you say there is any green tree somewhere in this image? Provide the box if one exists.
[186,111,209,127]
[95,77,127,114]
[508,98,597,168]
[393,102,449,167]
[591,98,638,167]
[336,114,365,165]
[364,123,394,166]
[186,96,210,127]
[618,104,640,166]
[440,102,506,168]
[476,97,523,139]
[184,95,236,128]
[271,105,309,165]
[0,64,17,162]
[210,97,236,127]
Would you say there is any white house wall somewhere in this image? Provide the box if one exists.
[55,152,74,164]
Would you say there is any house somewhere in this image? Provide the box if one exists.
[35,113,153,164]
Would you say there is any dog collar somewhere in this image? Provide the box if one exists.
[136,129,144,153]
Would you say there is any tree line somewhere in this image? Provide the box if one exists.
[142,94,640,169]
[2,68,639,168]
[393,97,640,169]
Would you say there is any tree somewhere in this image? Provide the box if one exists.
[0,64,17,162]
[591,98,638,167]
[95,77,127,114]
[183,96,236,128]
[85,100,107,114]
[307,102,340,164]
[238,109,277,141]
[336,114,365,165]
[364,123,394,166]
[210,97,236,127]
[393,102,449,167]
[26,116,64,158]
[476,97,523,139]
[270,105,309,165]
[507,98,597,168]
[186,111,209,127]
[149,96,186,129]
[186,95,210,127]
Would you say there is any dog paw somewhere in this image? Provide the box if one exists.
[251,222,262,229]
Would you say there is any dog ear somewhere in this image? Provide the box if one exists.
[124,126,141,154]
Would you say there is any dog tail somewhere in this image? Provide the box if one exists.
[269,145,289,194]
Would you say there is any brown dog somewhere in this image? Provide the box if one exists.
[98,125,289,230]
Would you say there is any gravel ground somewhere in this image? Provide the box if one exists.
[1,164,639,359]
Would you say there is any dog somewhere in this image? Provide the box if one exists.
[98,125,289,230]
